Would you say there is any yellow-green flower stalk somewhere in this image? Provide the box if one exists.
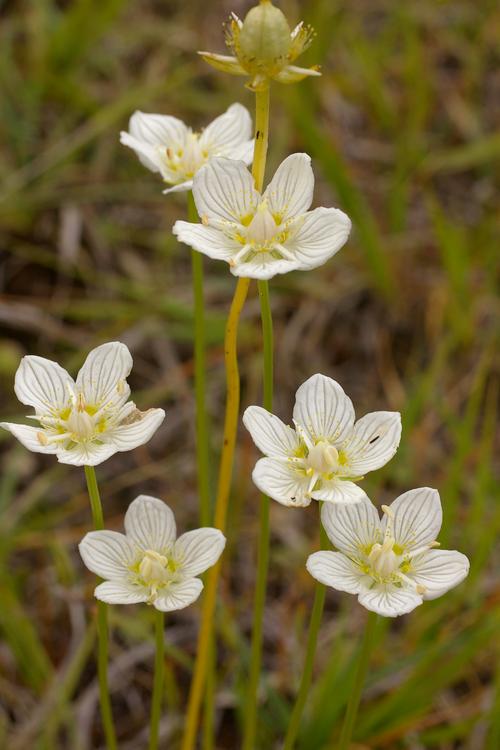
[200,0,320,92]
[177,5,327,748]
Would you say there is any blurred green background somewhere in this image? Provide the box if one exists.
[0,0,498,748]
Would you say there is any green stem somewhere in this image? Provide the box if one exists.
[282,520,328,750]
[83,466,117,750]
[188,191,211,527]
[242,85,273,750]
[188,191,214,748]
[149,609,165,750]
[337,611,378,750]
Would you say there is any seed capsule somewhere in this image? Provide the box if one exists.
[239,1,291,76]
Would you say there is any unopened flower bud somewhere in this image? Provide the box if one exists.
[239,1,290,75]
[199,0,320,91]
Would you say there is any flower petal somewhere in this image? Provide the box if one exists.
[292,374,355,445]
[107,408,165,452]
[127,111,187,148]
[200,103,252,154]
[14,355,73,413]
[307,550,365,594]
[252,457,311,507]
[0,422,58,455]
[321,495,380,556]
[172,221,240,261]
[192,157,258,223]
[163,180,193,194]
[273,64,322,84]
[264,153,314,220]
[79,531,136,579]
[341,411,402,474]
[312,479,367,505]
[227,139,254,166]
[124,495,176,552]
[242,405,299,458]
[358,584,423,617]
[120,132,169,176]
[153,578,204,612]
[410,550,469,600]
[385,488,442,553]
[198,52,246,76]
[174,528,226,577]
[76,342,133,407]
[231,254,300,280]
[287,207,351,271]
[94,580,149,605]
[56,441,118,467]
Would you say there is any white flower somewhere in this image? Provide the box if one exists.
[79,495,226,611]
[307,488,470,617]
[173,153,351,280]
[120,103,254,194]
[0,342,165,467]
[243,374,401,507]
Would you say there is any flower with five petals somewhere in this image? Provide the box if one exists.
[79,495,226,611]
[120,103,253,194]
[173,154,351,280]
[307,488,470,617]
[0,342,165,466]
[243,374,401,506]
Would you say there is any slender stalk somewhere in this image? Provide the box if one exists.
[182,85,270,750]
[188,191,211,527]
[282,520,328,750]
[202,639,216,750]
[181,274,251,750]
[83,465,117,750]
[241,85,272,750]
[243,282,273,749]
[188,191,214,748]
[337,611,378,750]
[252,87,270,193]
[149,609,165,750]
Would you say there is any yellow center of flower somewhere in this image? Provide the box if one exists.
[247,201,278,244]
[136,549,180,601]
[164,131,208,181]
[139,550,173,585]
[305,440,339,475]
[35,383,123,447]
[359,506,429,594]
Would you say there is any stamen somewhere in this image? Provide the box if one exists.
[231,243,252,265]
[274,243,295,261]
[381,504,395,541]
[399,572,426,595]
[306,470,318,496]
[66,381,77,406]
[293,420,313,450]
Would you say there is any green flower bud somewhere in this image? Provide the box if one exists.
[199,0,321,91]
[238,1,291,76]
